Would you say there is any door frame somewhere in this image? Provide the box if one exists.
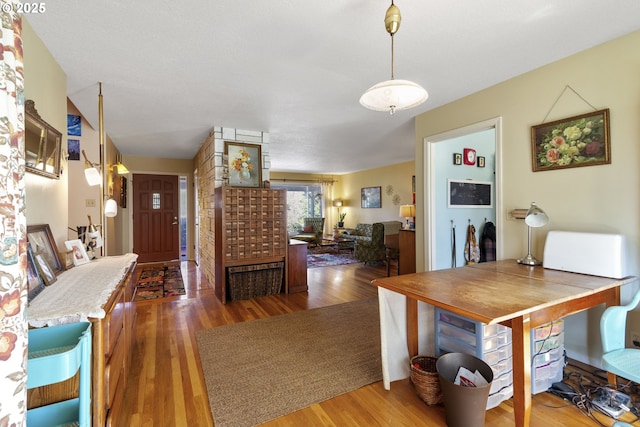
[127,172,189,260]
[422,117,503,271]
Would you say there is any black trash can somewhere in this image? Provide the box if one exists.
[436,352,494,427]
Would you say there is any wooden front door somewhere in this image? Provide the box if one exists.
[133,174,179,263]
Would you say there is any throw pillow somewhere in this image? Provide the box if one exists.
[303,225,313,233]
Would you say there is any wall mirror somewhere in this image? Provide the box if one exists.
[25,99,63,179]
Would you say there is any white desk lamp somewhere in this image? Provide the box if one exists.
[517,202,548,266]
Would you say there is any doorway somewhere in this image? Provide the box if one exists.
[423,118,503,271]
[132,174,180,263]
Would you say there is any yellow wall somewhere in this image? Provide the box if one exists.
[271,162,414,230]
[23,20,68,251]
[338,161,415,228]
[414,29,640,365]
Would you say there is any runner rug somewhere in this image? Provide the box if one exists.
[133,263,185,301]
[196,297,382,427]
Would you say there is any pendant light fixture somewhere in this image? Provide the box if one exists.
[359,0,428,115]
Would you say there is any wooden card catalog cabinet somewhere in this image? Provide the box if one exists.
[214,187,288,303]
[25,100,63,179]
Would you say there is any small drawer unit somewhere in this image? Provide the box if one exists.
[531,319,565,394]
[435,308,514,409]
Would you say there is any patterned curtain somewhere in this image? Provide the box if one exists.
[0,5,26,426]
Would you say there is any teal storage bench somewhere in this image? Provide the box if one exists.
[27,322,92,427]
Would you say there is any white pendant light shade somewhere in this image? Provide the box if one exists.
[360,0,428,114]
[105,198,118,217]
[84,167,102,186]
[359,79,428,114]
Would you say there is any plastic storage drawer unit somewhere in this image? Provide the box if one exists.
[435,308,514,410]
[531,320,565,394]
[27,322,92,427]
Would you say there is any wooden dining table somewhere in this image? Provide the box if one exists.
[371,259,636,427]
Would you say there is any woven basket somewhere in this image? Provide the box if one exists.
[410,355,442,405]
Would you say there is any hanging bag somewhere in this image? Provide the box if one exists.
[464,223,480,265]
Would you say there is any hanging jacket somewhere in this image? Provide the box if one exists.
[480,221,496,263]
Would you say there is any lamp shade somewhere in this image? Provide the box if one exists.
[84,167,102,186]
[399,204,415,218]
[524,202,548,228]
[333,199,343,207]
[360,79,428,114]
[105,198,118,217]
[115,162,129,174]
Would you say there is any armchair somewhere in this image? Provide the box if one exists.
[353,222,386,264]
[291,217,325,246]
[600,288,640,386]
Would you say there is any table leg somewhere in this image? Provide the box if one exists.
[511,314,532,427]
[406,297,418,357]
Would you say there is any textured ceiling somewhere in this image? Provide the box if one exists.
[26,1,640,174]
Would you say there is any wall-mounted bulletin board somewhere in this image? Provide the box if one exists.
[447,179,492,208]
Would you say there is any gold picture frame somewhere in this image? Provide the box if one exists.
[225,141,262,187]
[531,109,610,172]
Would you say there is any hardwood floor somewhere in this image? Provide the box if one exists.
[116,260,637,426]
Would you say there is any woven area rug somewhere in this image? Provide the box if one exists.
[196,298,382,427]
[307,250,361,268]
[133,263,185,301]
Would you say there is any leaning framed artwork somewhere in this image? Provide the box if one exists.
[27,224,65,276]
[35,253,57,286]
[361,186,381,208]
[531,108,610,172]
[27,242,45,303]
[225,141,262,187]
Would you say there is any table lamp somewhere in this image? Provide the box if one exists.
[399,204,416,229]
[517,202,548,266]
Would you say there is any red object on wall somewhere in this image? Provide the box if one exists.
[463,148,476,165]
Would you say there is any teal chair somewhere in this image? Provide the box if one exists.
[600,288,640,387]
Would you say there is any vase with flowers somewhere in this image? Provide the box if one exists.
[230,149,254,181]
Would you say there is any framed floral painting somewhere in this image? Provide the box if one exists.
[225,141,262,187]
[531,109,610,172]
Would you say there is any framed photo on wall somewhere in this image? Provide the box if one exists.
[531,108,610,172]
[225,141,262,187]
[361,186,381,208]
